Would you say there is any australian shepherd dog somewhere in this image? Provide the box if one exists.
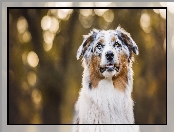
[73,26,140,132]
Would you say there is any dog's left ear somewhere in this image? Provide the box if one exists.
[77,29,98,60]
[116,26,139,55]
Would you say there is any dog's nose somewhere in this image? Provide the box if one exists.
[105,51,114,61]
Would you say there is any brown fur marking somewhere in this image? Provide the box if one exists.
[112,54,129,91]
[111,36,116,42]
[121,33,131,46]
[100,38,105,44]
[89,55,104,88]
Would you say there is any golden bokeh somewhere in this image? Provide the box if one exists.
[94,9,108,16]
[43,31,54,44]
[80,9,93,17]
[103,10,114,23]
[22,31,31,43]
[32,89,42,105]
[140,13,151,33]
[27,51,39,67]
[17,16,28,34]
[27,71,37,86]
[41,15,52,30]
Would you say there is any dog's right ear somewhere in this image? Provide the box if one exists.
[76,29,98,60]
[116,26,139,55]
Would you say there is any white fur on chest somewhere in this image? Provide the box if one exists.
[75,67,134,124]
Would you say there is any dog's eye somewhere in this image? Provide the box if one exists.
[114,42,121,48]
[96,42,103,50]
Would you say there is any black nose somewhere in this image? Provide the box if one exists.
[105,51,114,61]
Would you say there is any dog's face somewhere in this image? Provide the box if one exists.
[77,26,139,80]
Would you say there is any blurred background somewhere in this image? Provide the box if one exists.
[3,1,174,132]
[7,3,167,125]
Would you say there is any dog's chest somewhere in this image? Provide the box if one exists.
[77,79,134,124]
[89,79,125,104]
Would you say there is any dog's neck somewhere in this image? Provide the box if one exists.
[76,65,135,124]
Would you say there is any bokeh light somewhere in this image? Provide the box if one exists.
[61,9,73,14]
[80,9,93,17]
[27,51,39,67]
[22,31,31,43]
[153,9,160,14]
[49,17,59,33]
[27,71,37,86]
[57,9,67,20]
[43,31,54,45]
[57,9,72,20]
[41,15,60,52]
[17,16,28,34]
[140,13,151,33]
[32,89,42,105]
[94,9,109,16]
[43,42,53,52]
[41,15,52,30]
[153,8,166,19]
[79,14,94,29]
[103,10,114,23]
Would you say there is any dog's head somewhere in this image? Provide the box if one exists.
[77,26,138,79]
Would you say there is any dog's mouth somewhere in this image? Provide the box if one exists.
[99,63,120,73]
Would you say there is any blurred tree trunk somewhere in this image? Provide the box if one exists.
[22,9,78,124]
[9,9,35,124]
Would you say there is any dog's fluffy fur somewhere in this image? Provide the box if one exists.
[73,26,139,132]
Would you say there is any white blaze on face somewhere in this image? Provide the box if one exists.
[98,31,119,79]
[100,44,119,66]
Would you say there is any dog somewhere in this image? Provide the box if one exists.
[73,26,140,132]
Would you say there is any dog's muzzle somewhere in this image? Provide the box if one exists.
[99,63,120,73]
[99,50,120,73]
